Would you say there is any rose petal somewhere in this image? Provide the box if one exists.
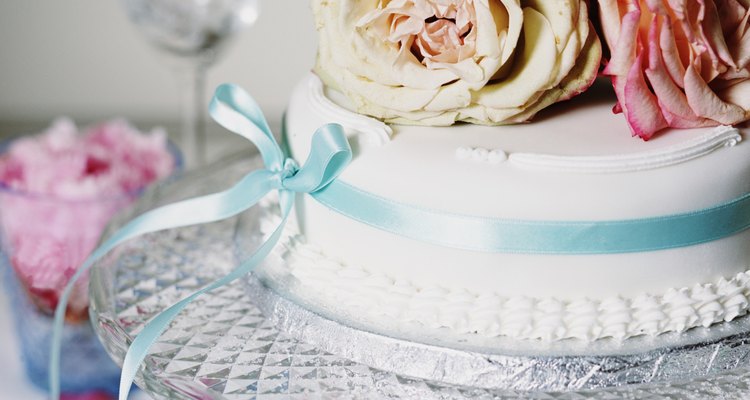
[603,1,641,77]
[717,79,750,111]
[598,0,750,136]
[645,15,708,125]
[623,52,669,139]
[727,9,750,69]
[658,10,688,87]
[598,0,626,48]
[701,0,737,69]
[482,0,523,65]
[476,8,560,109]
[507,25,603,120]
[684,61,748,124]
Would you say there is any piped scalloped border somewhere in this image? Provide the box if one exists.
[306,74,741,173]
[507,126,741,173]
[260,214,750,343]
[453,127,742,172]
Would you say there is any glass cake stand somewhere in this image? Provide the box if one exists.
[89,152,750,399]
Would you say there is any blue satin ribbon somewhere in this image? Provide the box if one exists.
[49,84,352,400]
[312,181,750,254]
[49,83,750,400]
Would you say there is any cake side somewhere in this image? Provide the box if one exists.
[260,214,750,341]
[268,74,750,342]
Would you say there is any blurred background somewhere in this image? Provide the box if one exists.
[0,1,316,398]
[0,0,316,136]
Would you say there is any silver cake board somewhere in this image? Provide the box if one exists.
[231,190,750,393]
[244,248,750,392]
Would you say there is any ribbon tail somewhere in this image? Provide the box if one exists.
[117,190,295,400]
[50,169,280,399]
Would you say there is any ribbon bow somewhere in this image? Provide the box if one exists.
[50,84,352,400]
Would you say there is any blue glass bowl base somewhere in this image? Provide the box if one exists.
[1,254,121,395]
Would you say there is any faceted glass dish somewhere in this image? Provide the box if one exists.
[89,151,750,399]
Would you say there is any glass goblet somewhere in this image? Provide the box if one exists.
[120,0,260,167]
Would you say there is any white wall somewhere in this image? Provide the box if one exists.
[0,1,317,126]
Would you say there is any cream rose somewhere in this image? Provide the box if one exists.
[312,0,602,126]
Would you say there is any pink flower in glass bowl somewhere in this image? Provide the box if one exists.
[0,118,178,321]
[597,0,750,140]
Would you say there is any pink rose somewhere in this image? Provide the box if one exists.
[598,0,750,139]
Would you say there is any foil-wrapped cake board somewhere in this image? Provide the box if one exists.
[89,153,750,399]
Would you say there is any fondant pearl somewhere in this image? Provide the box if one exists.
[488,149,508,164]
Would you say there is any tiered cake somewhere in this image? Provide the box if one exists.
[264,0,750,343]
[274,74,749,342]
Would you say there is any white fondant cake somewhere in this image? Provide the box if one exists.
[261,73,750,342]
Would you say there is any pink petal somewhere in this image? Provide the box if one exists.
[656,102,718,128]
[613,101,624,114]
[623,52,669,139]
[717,0,748,36]
[645,15,708,125]
[597,0,626,48]
[669,0,698,43]
[717,79,750,111]
[684,61,748,124]
[644,0,668,15]
[603,0,642,77]
[728,9,750,69]
[658,10,687,87]
[701,0,737,69]
[665,0,688,18]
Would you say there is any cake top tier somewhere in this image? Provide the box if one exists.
[287,74,750,220]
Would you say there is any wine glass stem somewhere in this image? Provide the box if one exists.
[180,62,207,168]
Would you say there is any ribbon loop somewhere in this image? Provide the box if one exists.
[50,84,352,400]
[282,124,353,193]
[209,84,284,171]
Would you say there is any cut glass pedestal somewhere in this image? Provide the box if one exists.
[89,152,750,399]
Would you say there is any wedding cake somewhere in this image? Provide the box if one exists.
[263,0,750,343]
[47,1,750,397]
